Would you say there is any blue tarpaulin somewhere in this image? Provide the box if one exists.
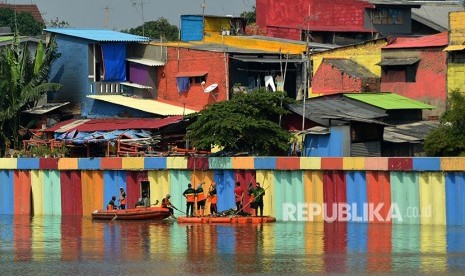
[101,43,127,82]
[56,129,151,145]
[176,77,190,93]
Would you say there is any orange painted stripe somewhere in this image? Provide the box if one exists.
[366,171,391,223]
[14,171,31,215]
[276,157,300,170]
[100,157,122,169]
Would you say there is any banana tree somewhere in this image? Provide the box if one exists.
[0,32,62,156]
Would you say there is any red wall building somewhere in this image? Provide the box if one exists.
[312,58,380,95]
[256,0,374,41]
[380,32,448,118]
[157,47,228,111]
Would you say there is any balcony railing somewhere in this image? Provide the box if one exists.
[89,82,124,94]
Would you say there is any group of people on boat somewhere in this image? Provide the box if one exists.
[105,181,266,218]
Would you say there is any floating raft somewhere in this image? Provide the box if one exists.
[92,207,171,221]
[177,216,276,224]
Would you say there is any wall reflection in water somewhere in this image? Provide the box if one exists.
[2,216,465,273]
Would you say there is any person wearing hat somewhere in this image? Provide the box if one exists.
[119,187,127,209]
[209,182,217,215]
[161,194,176,219]
[182,183,195,217]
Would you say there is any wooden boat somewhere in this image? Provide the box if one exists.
[92,207,171,221]
[177,216,276,224]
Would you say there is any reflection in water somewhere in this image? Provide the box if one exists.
[1,215,465,274]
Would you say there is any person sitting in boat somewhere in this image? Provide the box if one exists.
[161,194,176,219]
[183,183,195,217]
[135,192,150,208]
[119,187,127,210]
[196,183,207,217]
[107,196,117,210]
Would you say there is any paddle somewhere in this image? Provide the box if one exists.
[235,177,270,216]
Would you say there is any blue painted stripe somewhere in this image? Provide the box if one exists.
[346,171,366,222]
[446,172,465,226]
[216,170,235,212]
[78,158,101,170]
[0,170,14,215]
[216,226,235,253]
[17,158,40,170]
[144,157,167,169]
[254,157,276,170]
[104,171,127,209]
[412,157,441,171]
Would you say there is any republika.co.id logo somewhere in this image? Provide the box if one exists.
[282,202,431,222]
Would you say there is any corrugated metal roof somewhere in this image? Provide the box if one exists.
[230,55,304,63]
[127,58,165,66]
[287,96,387,126]
[45,116,183,133]
[384,120,439,143]
[377,57,420,66]
[383,32,448,49]
[368,0,420,7]
[344,93,436,110]
[411,2,465,32]
[87,95,198,116]
[324,58,378,79]
[23,102,70,115]
[443,45,465,52]
[45,28,150,42]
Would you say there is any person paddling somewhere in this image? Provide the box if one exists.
[161,194,176,219]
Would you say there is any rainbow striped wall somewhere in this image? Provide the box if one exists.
[1,157,465,225]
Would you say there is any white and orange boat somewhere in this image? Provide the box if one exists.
[177,216,276,224]
[92,207,171,221]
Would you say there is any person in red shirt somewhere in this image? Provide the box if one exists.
[234,181,244,212]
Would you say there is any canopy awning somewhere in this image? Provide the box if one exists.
[443,45,465,52]
[126,58,165,66]
[175,71,208,78]
[377,57,420,66]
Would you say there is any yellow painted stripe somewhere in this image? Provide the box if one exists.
[58,158,78,170]
[303,171,324,222]
[342,157,365,170]
[30,170,44,215]
[231,157,254,169]
[440,157,465,171]
[121,157,145,169]
[419,173,446,225]
[305,222,324,271]
[420,225,447,272]
[256,170,274,217]
[300,157,321,170]
[148,170,170,205]
[0,158,17,169]
[166,157,188,169]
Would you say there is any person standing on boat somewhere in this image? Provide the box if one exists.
[196,183,207,217]
[209,182,217,215]
[119,187,127,210]
[161,194,176,219]
[234,181,244,213]
[250,182,265,217]
[107,196,117,210]
[183,183,195,217]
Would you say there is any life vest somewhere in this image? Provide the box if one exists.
[107,202,115,210]
[162,198,170,208]
[210,195,217,204]
[120,192,127,205]
[197,192,206,202]
[185,193,195,203]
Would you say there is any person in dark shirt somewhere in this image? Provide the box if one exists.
[209,182,217,215]
[107,196,117,210]
[182,183,196,217]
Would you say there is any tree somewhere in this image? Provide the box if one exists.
[240,6,256,24]
[123,18,179,41]
[424,91,465,156]
[47,17,71,28]
[0,32,62,155]
[186,89,293,156]
[0,8,44,36]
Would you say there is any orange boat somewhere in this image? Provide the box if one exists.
[177,216,276,224]
[92,207,171,221]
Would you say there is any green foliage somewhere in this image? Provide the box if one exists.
[240,6,256,24]
[123,18,179,41]
[0,8,44,35]
[186,89,293,156]
[424,92,465,156]
[47,17,71,28]
[0,32,62,155]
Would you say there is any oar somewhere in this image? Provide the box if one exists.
[172,205,187,215]
[235,179,270,215]
[111,213,118,221]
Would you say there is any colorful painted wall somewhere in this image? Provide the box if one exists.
[156,47,227,111]
[447,11,465,96]
[1,157,465,225]
[310,39,386,95]
[256,0,374,40]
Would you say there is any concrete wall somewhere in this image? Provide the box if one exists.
[1,156,465,225]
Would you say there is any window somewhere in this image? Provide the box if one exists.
[175,71,208,85]
[449,51,465,63]
[382,65,416,83]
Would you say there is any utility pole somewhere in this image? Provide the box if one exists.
[104,5,111,29]
[132,0,147,36]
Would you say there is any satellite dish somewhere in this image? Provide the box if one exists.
[204,83,218,93]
